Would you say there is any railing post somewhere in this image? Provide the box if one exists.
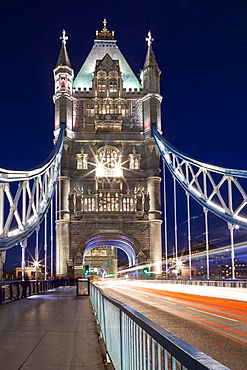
[10,283,13,301]
[17,282,20,299]
[204,208,210,279]
[228,223,236,280]
[120,310,124,370]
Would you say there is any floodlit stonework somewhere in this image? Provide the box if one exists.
[54,22,162,277]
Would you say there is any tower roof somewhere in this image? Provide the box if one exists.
[56,30,72,68]
[73,20,141,91]
[143,31,159,70]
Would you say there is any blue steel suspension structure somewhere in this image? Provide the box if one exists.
[0,124,65,279]
[153,125,247,279]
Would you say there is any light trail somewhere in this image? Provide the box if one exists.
[97,280,247,318]
[100,282,247,348]
[186,307,238,322]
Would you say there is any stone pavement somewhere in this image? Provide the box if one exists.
[0,286,109,369]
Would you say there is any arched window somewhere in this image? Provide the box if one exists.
[98,78,106,92]
[96,146,122,177]
[109,78,118,92]
[76,151,88,170]
[60,79,66,90]
[129,153,141,170]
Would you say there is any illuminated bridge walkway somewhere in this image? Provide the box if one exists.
[0,285,108,370]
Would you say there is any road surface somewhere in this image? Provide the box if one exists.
[97,280,247,370]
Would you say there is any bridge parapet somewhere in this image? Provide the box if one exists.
[90,282,230,370]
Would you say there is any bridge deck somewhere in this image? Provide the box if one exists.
[0,286,108,369]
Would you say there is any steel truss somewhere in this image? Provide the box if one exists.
[153,125,247,229]
[0,125,65,250]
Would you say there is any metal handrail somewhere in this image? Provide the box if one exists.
[0,278,72,304]
[90,282,230,370]
[148,278,247,289]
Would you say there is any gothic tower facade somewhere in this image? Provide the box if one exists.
[54,22,162,277]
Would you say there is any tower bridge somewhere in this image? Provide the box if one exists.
[55,22,162,277]
[1,21,247,282]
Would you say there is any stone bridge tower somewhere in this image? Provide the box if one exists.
[54,22,162,277]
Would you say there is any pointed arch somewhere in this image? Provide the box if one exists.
[81,234,138,266]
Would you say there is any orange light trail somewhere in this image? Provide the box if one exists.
[122,285,247,321]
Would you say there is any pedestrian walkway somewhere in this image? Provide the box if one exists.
[0,286,109,369]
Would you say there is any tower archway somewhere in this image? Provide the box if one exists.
[82,234,137,267]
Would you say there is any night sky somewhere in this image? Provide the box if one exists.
[1,0,247,272]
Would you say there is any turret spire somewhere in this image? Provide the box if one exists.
[53,30,74,134]
[146,31,154,47]
[56,29,72,68]
[143,31,159,70]
[60,29,68,45]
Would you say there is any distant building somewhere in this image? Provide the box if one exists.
[210,256,247,279]
[78,246,117,275]
[15,266,43,280]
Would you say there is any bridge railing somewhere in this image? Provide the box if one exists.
[138,278,247,289]
[90,282,229,370]
[0,279,72,304]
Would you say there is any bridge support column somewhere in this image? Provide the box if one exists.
[0,251,6,281]
[56,221,70,277]
[56,134,71,277]
[149,220,162,274]
[20,239,27,281]
[147,175,162,275]
[56,162,71,277]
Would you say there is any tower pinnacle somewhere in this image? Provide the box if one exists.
[143,30,159,70]
[56,30,72,68]
[95,19,115,40]
[146,31,154,47]
[60,29,68,45]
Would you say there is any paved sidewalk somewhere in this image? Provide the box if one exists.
[0,286,107,369]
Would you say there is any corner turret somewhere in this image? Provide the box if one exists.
[53,30,74,136]
[142,31,161,93]
[140,32,162,134]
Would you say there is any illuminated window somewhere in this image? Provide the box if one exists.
[98,103,107,114]
[109,78,118,92]
[96,146,122,177]
[121,104,129,117]
[83,197,95,212]
[98,78,106,92]
[86,104,95,116]
[122,197,134,211]
[91,248,107,256]
[99,192,119,211]
[77,152,88,169]
[109,104,118,114]
[129,149,141,170]
[60,79,66,89]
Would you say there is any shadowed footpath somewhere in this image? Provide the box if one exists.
[0,286,108,369]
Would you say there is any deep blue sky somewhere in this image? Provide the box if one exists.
[1,0,247,271]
